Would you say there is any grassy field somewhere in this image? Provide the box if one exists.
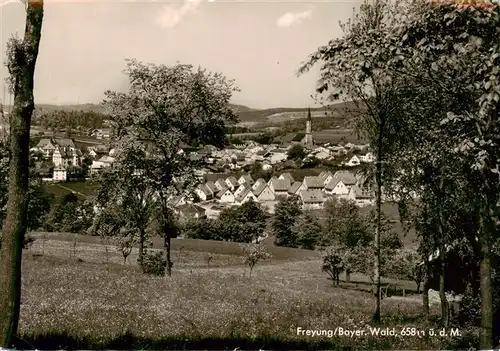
[14,233,468,350]
[43,181,99,201]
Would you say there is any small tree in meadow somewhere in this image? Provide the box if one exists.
[116,228,136,265]
[322,245,345,286]
[242,243,271,278]
[387,249,425,293]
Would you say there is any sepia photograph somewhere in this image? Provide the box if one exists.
[0,0,499,349]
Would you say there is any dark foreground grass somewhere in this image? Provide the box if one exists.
[15,249,466,350]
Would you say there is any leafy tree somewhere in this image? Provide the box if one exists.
[233,200,267,242]
[294,211,322,250]
[0,2,44,346]
[94,165,158,272]
[323,197,371,248]
[250,162,272,181]
[397,3,500,346]
[322,245,345,286]
[182,218,222,241]
[241,243,271,278]
[386,249,424,293]
[25,182,53,231]
[273,196,302,247]
[287,144,306,161]
[216,201,266,243]
[298,0,408,323]
[102,59,238,276]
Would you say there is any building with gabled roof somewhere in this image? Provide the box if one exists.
[319,171,334,185]
[238,174,254,186]
[253,183,276,202]
[175,204,207,221]
[205,181,218,194]
[279,172,295,184]
[235,186,258,204]
[225,176,239,190]
[299,189,325,210]
[269,178,291,196]
[215,178,228,191]
[195,184,213,201]
[302,176,324,190]
[288,181,302,196]
[333,170,358,186]
[324,177,349,196]
[252,178,267,191]
[216,187,235,203]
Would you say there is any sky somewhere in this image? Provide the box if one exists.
[0,0,360,110]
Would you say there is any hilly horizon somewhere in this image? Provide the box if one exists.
[2,101,357,124]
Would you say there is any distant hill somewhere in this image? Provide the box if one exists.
[237,101,363,124]
[8,101,360,126]
[34,104,107,114]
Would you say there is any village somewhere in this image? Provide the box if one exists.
[25,109,377,220]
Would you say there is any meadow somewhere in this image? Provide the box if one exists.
[15,233,466,350]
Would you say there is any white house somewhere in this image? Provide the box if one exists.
[345,155,361,167]
[253,183,276,202]
[238,174,254,186]
[353,186,374,207]
[195,184,213,201]
[90,155,115,175]
[299,189,325,210]
[216,188,235,203]
[270,151,288,164]
[205,181,219,194]
[324,177,350,196]
[235,187,258,204]
[252,178,267,191]
[225,176,239,191]
[53,168,67,182]
[215,178,228,191]
[319,171,334,186]
[267,176,278,187]
[269,178,291,196]
[302,176,324,190]
[315,151,331,160]
[288,182,302,196]
[279,173,295,184]
[169,195,187,208]
[234,183,250,199]
[360,152,375,163]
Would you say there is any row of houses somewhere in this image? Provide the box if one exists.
[186,170,374,210]
[191,142,375,170]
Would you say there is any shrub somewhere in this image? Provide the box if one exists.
[139,249,167,276]
[22,234,36,250]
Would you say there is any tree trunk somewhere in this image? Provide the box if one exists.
[436,169,449,326]
[439,247,449,326]
[139,229,145,273]
[0,4,44,348]
[479,213,493,350]
[346,269,351,283]
[422,261,430,317]
[372,119,384,324]
[164,233,172,277]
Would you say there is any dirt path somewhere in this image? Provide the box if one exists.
[56,183,88,198]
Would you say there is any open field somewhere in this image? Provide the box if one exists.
[15,234,464,350]
[43,181,98,201]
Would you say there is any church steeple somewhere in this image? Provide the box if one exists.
[304,107,313,147]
